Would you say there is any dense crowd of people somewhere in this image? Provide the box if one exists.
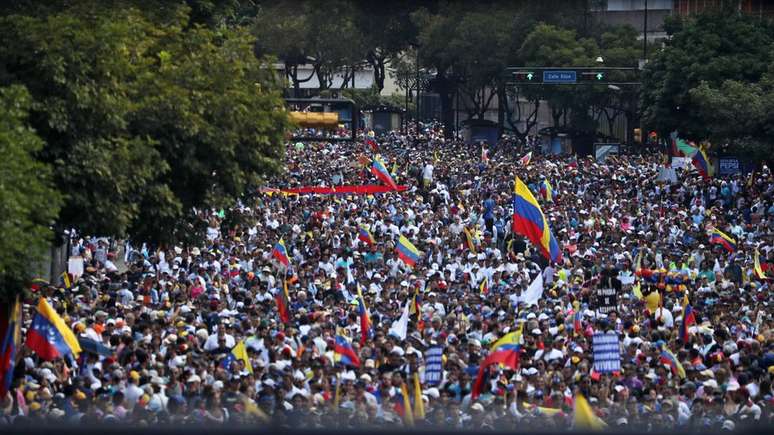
[2,122,773,430]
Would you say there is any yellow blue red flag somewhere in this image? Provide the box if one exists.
[512,177,562,263]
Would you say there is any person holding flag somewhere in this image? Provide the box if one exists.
[220,340,253,374]
[356,284,373,346]
[25,298,82,361]
[709,228,736,252]
[0,297,22,397]
[370,155,399,190]
[272,238,290,268]
[396,234,421,268]
[358,224,376,247]
[511,176,562,263]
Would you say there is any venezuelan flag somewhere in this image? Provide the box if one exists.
[539,180,553,202]
[754,248,766,280]
[659,347,686,379]
[479,276,489,295]
[692,148,712,180]
[490,323,523,352]
[396,235,421,268]
[25,298,81,361]
[371,155,398,190]
[358,225,375,246]
[519,151,532,166]
[573,300,583,334]
[356,284,372,346]
[463,226,477,254]
[275,279,291,324]
[512,177,562,263]
[709,228,736,252]
[573,393,607,430]
[523,402,563,417]
[0,297,22,396]
[679,304,695,343]
[397,382,415,427]
[471,347,521,399]
[413,372,425,419]
[272,238,290,267]
[409,284,422,316]
[334,335,360,367]
[365,137,378,152]
[220,340,253,374]
[60,271,73,290]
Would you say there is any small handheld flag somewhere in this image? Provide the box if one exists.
[358,225,376,246]
[659,347,686,379]
[413,372,425,419]
[692,148,712,180]
[220,340,253,374]
[573,393,606,430]
[272,239,290,267]
[0,297,22,397]
[754,248,766,280]
[370,155,399,190]
[356,284,373,346]
[275,279,291,324]
[479,276,489,295]
[512,176,562,263]
[680,304,696,343]
[463,226,477,254]
[709,228,736,252]
[334,335,360,367]
[539,180,553,202]
[396,235,421,268]
[519,152,532,166]
[399,382,415,427]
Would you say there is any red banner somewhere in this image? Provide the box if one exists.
[260,184,408,195]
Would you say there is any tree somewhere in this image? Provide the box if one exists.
[0,4,289,245]
[518,23,600,130]
[353,0,418,92]
[641,9,774,139]
[0,85,62,300]
[595,25,642,138]
[253,0,366,92]
[689,78,774,164]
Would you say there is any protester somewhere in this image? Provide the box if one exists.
[1,122,773,430]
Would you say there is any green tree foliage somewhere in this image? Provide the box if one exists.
[641,9,774,138]
[0,85,62,300]
[353,0,418,92]
[253,0,366,92]
[519,23,600,130]
[0,4,289,245]
[689,78,774,164]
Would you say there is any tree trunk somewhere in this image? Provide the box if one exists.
[434,75,455,139]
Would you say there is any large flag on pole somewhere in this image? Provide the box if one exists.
[396,235,421,268]
[512,177,562,263]
[0,297,22,397]
[25,298,82,361]
[371,155,399,190]
[573,393,607,430]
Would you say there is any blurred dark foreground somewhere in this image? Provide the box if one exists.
[3,426,774,435]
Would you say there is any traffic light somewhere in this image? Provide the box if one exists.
[633,128,642,143]
[513,71,537,82]
[580,71,605,82]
